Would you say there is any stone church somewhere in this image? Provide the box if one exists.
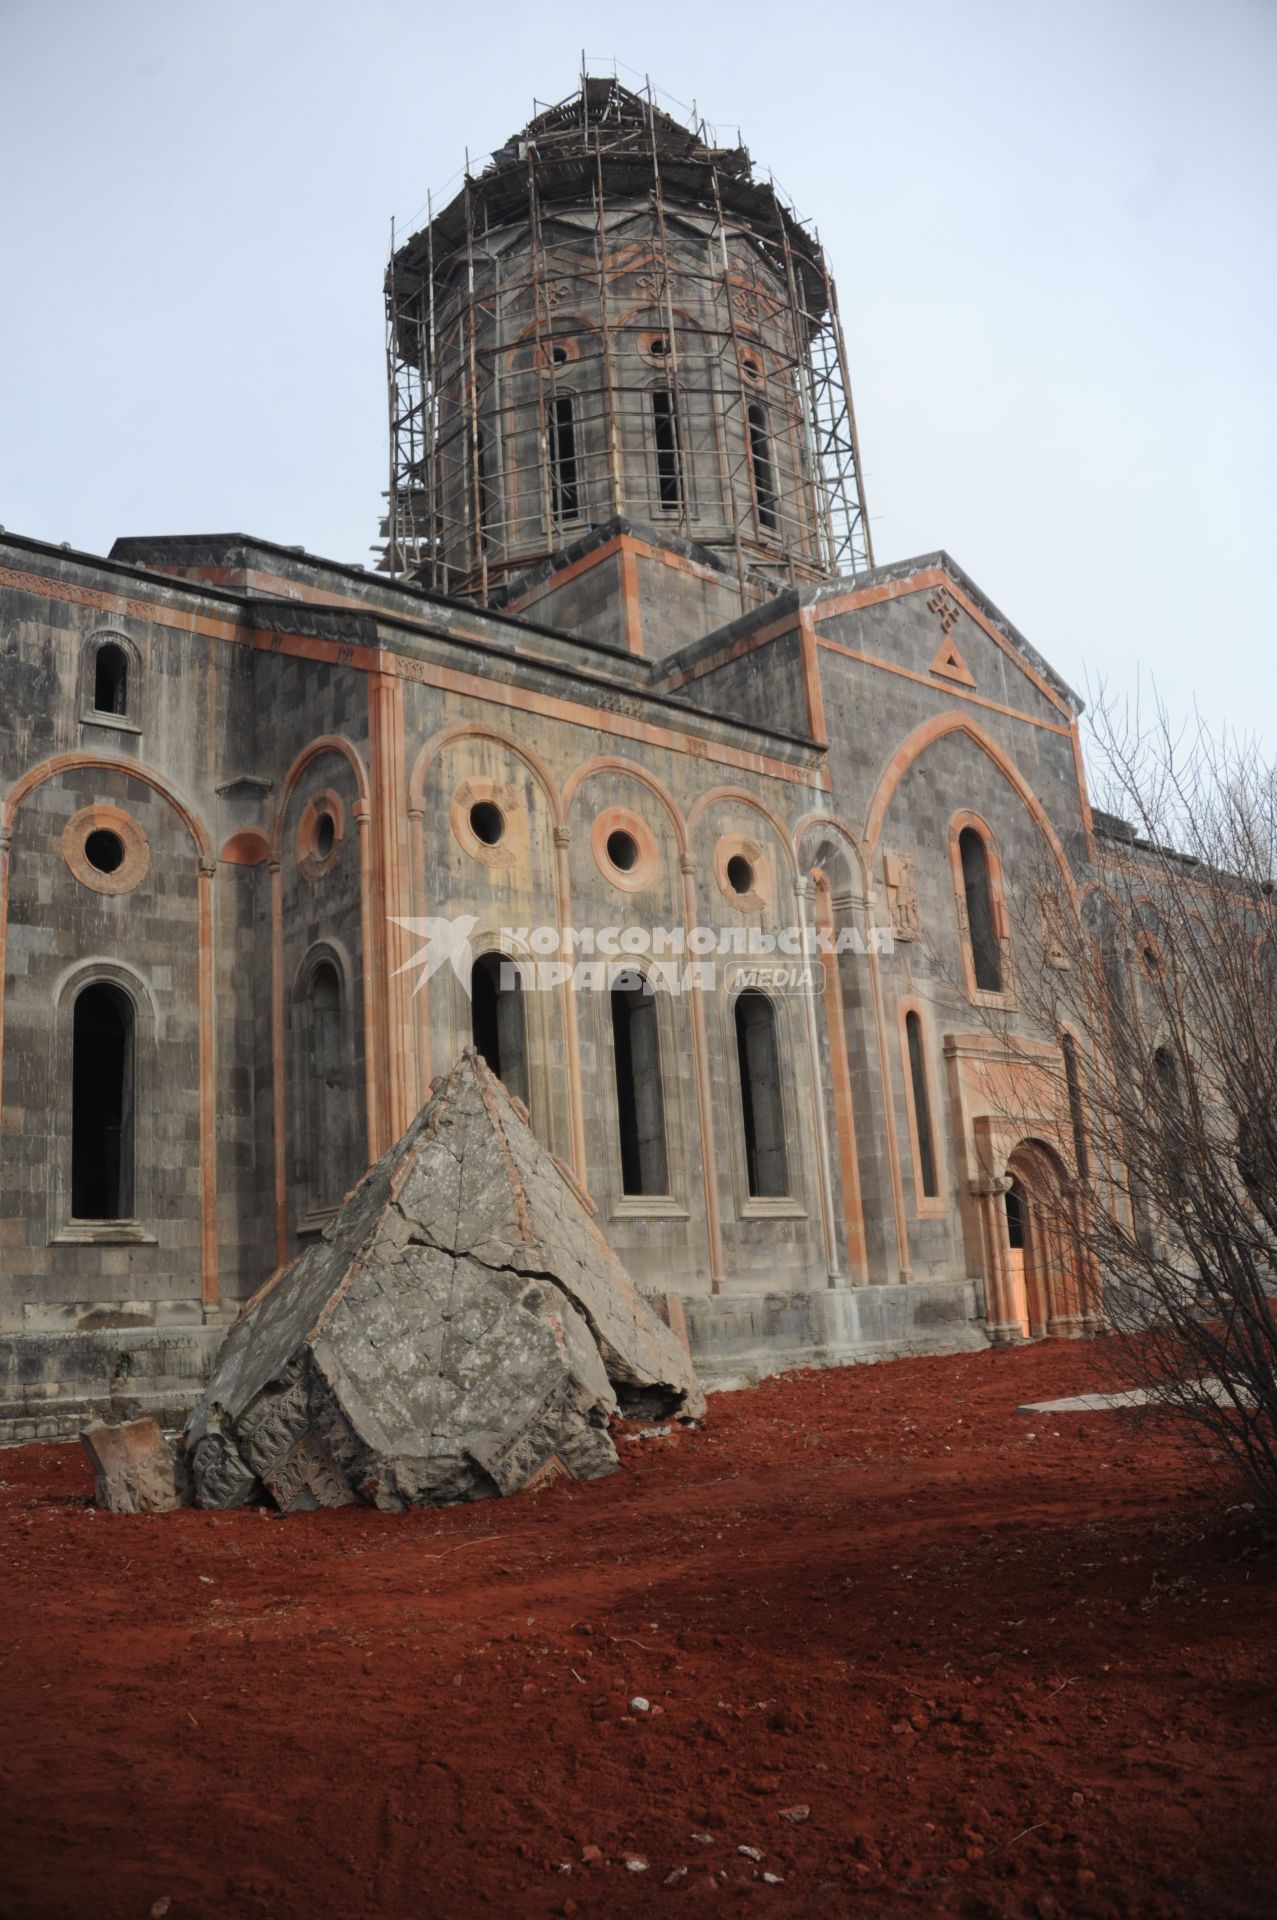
[0,80,1106,1437]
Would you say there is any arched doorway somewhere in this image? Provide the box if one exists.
[1003,1140,1085,1338]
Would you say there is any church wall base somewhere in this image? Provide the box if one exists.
[0,1325,227,1445]
[0,1280,989,1441]
[684,1280,989,1390]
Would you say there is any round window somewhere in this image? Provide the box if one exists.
[606,829,639,873]
[726,854,755,896]
[62,805,150,895]
[295,790,344,881]
[85,829,125,875]
[469,800,505,847]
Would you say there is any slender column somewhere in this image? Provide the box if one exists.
[407,803,430,1099]
[814,876,868,1284]
[1069,1179,1105,1333]
[553,826,588,1185]
[794,877,840,1285]
[352,798,380,1162]
[797,607,828,746]
[866,890,911,1282]
[269,858,288,1268]
[681,852,725,1292]
[197,854,219,1314]
[368,670,417,1147]
[619,543,643,656]
[0,825,11,1151]
[973,1175,1021,1343]
[1045,1187,1085,1337]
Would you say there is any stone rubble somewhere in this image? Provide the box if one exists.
[79,1417,184,1513]
[179,1050,704,1512]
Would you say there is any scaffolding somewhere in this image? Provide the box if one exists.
[380,77,874,602]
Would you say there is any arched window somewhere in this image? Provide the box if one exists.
[471,953,528,1108]
[291,951,361,1227]
[904,1010,939,1198]
[71,982,135,1219]
[746,403,778,533]
[546,394,580,525]
[610,971,669,1196]
[93,642,129,716]
[735,990,789,1197]
[651,389,683,512]
[1062,1033,1090,1179]
[959,825,1004,992]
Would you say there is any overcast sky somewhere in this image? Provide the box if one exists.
[2,0,1273,744]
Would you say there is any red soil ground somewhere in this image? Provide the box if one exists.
[2,1340,1274,1920]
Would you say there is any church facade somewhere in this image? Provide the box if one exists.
[0,83,1105,1436]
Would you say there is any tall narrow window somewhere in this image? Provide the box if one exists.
[71,983,135,1219]
[1005,1178,1026,1249]
[651,389,682,512]
[735,990,789,1197]
[471,953,528,1108]
[905,1010,939,1198]
[308,960,344,1211]
[546,394,580,525]
[1152,1045,1186,1196]
[1062,1033,1090,1179]
[959,826,1004,992]
[610,972,669,1196]
[746,403,777,533]
[94,643,128,716]
[477,424,497,550]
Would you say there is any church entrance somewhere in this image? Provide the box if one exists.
[1003,1140,1084,1338]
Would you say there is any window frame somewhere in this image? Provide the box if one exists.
[470,948,531,1112]
[49,962,157,1246]
[745,400,779,538]
[291,942,359,1235]
[644,379,695,521]
[79,630,143,736]
[601,964,688,1221]
[899,999,946,1215]
[948,810,1016,1007]
[728,985,804,1216]
[544,388,583,530]
[608,967,673,1204]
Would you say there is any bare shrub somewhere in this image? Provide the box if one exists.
[997,695,1277,1528]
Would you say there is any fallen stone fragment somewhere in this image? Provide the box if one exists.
[80,1417,183,1513]
[778,1805,810,1824]
[762,1871,785,1884]
[630,1696,650,1713]
[184,1050,704,1512]
[738,1845,764,1861]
